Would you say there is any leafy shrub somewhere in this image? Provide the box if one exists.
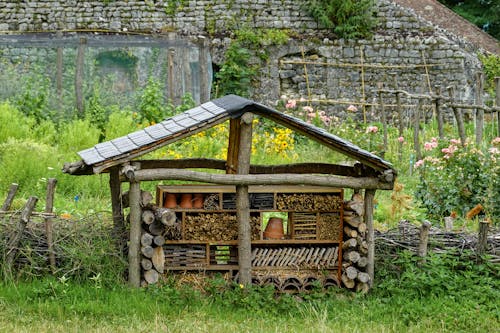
[138,78,165,124]
[215,42,256,97]
[303,0,376,38]
[104,108,138,141]
[57,118,100,154]
[415,138,500,223]
[0,102,35,142]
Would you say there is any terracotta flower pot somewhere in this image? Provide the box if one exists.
[164,193,177,208]
[263,217,284,239]
[192,193,204,209]
[179,193,193,209]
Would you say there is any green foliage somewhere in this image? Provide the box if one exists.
[57,118,101,153]
[303,0,376,38]
[438,0,500,39]
[478,53,500,97]
[0,102,35,142]
[164,0,188,16]
[415,138,500,222]
[215,42,256,97]
[104,107,138,140]
[138,77,165,123]
[14,72,52,123]
[85,83,108,141]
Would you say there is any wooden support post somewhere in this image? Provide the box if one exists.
[75,37,86,116]
[110,166,125,248]
[377,83,388,155]
[56,31,63,109]
[198,36,209,103]
[447,86,467,145]
[434,86,444,140]
[226,119,241,174]
[477,220,489,259]
[413,98,422,161]
[167,47,175,102]
[418,220,431,258]
[5,196,38,271]
[236,113,253,285]
[364,189,376,287]
[396,92,404,162]
[128,163,142,288]
[495,77,500,136]
[1,183,19,212]
[475,72,484,145]
[44,178,57,273]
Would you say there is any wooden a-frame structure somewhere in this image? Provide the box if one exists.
[63,94,396,287]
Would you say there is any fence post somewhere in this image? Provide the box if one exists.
[477,220,489,260]
[475,72,484,145]
[418,220,431,258]
[447,86,467,145]
[434,86,444,140]
[75,37,86,115]
[377,82,388,155]
[495,77,500,137]
[45,178,57,273]
[1,183,19,212]
[5,196,38,273]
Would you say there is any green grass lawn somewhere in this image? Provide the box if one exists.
[0,272,498,333]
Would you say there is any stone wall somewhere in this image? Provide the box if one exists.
[0,0,488,121]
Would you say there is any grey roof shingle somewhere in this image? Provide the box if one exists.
[75,95,395,173]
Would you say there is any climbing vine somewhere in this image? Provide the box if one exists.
[303,0,376,39]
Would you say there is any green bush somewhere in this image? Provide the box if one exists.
[0,102,35,142]
[415,138,500,222]
[215,42,256,97]
[57,118,100,154]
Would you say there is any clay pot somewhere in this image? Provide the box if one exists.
[263,217,284,239]
[179,193,193,209]
[192,193,204,209]
[164,193,177,208]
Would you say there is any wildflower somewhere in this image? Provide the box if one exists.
[491,137,500,146]
[302,106,314,113]
[398,136,404,143]
[347,104,358,112]
[285,99,297,109]
[239,284,244,289]
[366,126,378,134]
[414,159,424,168]
[60,212,72,219]
[450,138,461,145]
[424,140,438,151]
[489,147,500,155]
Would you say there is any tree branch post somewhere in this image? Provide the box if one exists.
[236,113,253,286]
[364,189,376,287]
[128,163,142,288]
[44,178,57,273]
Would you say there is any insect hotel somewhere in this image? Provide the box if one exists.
[63,95,396,292]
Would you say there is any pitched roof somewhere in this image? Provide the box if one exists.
[72,95,394,174]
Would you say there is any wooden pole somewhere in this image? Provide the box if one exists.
[56,31,63,110]
[364,189,376,287]
[417,220,431,258]
[168,47,175,102]
[109,167,125,249]
[5,196,38,271]
[128,163,142,288]
[477,220,489,259]
[447,86,467,145]
[396,92,404,162]
[434,86,444,140]
[360,46,367,123]
[377,83,388,155]
[226,119,241,174]
[475,72,484,145]
[198,36,209,103]
[236,113,254,285]
[413,98,422,161]
[130,169,395,190]
[75,37,86,116]
[495,77,500,136]
[1,183,19,212]
[44,178,57,273]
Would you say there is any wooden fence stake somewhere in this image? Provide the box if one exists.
[364,189,376,287]
[377,82,388,155]
[5,196,38,272]
[477,220,489,260]
[413,98,422,161]
[447,86,467,145]
[75,37,86,115]
[418,220,432,258]
[44,178,57,273]
[128,163,142,288]
[475,72,484,145]
[237,113,254,285]
[1,183,19,212]
[434,86,444,140]
[495,77,500,136]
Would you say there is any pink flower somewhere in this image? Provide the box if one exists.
[489,147,500,155]
[415,159,424,168]
[450,139,461,145]
[302,106,313,113]
[366,126,378,134]
[492,137,500,146]
[424,140,438,151]
[347,105,358,112]
[398,136,404,143]
[431,137,438,143]
[285,99,297,109]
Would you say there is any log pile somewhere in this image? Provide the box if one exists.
[276,193,343,211]
[251,246,339,269]
[318,212,342,240]
[341,193,370,292]
[184,213,260,241]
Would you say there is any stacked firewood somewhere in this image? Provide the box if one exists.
[341,193,370,292]
[184,213,260,241]
[276,193,343,211]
